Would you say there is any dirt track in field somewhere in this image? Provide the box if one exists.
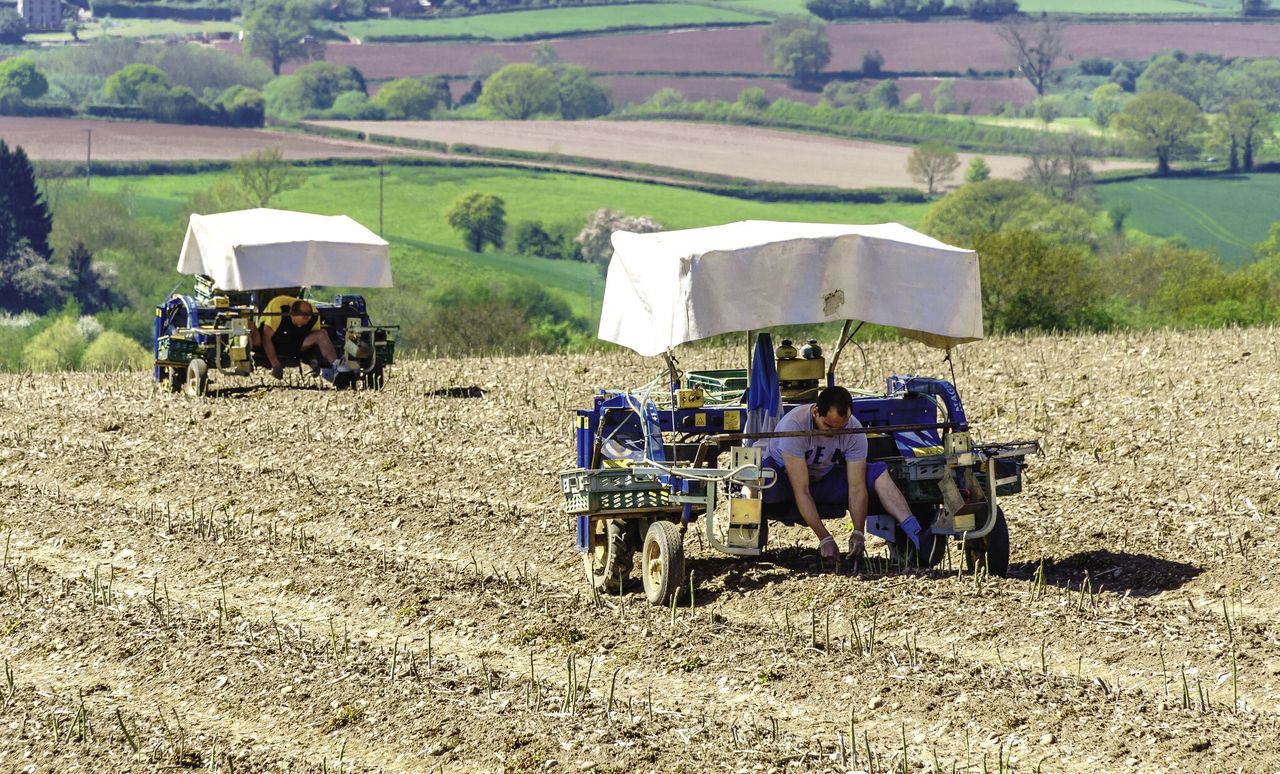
[313,119,1148,190]
[3,327,1280,771]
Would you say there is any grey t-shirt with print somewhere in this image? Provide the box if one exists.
[764,403,867,480]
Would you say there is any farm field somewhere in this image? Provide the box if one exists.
[24,18,238,42]
[242,21,1280,81]
[338,4,767,41]
[1098,174,1280,267]
[0,117,409,163]
[3,327,1280,770]
[86,163,930,322]
[313,119,1149,190]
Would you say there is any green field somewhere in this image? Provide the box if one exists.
[338,3,766,41]
[1098,174,1280,267]
[90,162,928,325]
[25,18,239,42]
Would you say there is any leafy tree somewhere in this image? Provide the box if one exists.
[1111,243,1276,326]
[974,230,1104,333]
[965,156,991,183]
[919,179,1050,247]
[23,316,84,371]
[479,64,558,119]
[245,0,325,76]
[328,90,382,119]
[81,330,149,371]
[575,209,663,264]
[1218,99,1273,172]
[869,79,898,109]
[103,63,169,104]
[64,242,123,314]
[931,78,955,114]
[997,14,1063,96]
[0,9,25,45]
[372,77,450,119]
[906,141,960,195]
[264,61,365,116]
[514,221,555,258]
[1111,91,1206,175]
[737,87,770,111]
[556,66,610,120]
[861,49,885,77]
[0,141,52,258]
[233,147,304,208]
[766,24,831,83]
[1091,82,1126,128]
[217,85,266,127]
[821,80,868,110]
[0,59,48,101]
[446,192,506,252]
[1022,131,1094,202]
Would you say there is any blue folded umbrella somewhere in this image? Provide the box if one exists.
[744,332,782,447]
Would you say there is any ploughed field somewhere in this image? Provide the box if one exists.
[312,119,1147,189]
[3,327,1280,771]
[234,21,1280,80]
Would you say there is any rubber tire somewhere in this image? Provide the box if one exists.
[583,518,633,594]
[183,358,208,397]
[964,506,1010,578]
[641,520,685,607]
[168,365,186,393]
[333,370,359,391]
[898,504,947,568]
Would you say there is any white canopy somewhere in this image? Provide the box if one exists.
[599,220,982,356]
[177,209,392,290]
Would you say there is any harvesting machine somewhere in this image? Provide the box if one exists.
[559,221,1039,605]
[153,209,398,395]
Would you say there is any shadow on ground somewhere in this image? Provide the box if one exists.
[1008,549,1202,597]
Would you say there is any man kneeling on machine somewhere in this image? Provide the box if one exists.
[252,296,351,380]
[761,386,925,561]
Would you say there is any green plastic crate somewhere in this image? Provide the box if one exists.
[560,468,672,514]
[156,335,198,363]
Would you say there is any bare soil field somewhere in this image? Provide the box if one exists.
[313,119,1148,189]
[0,117,409,163]
[4,327,1280,771]
[218,21,1280,80]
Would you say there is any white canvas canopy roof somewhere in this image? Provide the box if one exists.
[177,209,392,291]
[599,220,982,356]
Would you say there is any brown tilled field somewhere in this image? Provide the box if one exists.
[312,119,1147,189]
[0,117,411,163]
[227,21,1280,80]
[3,327,1280,772]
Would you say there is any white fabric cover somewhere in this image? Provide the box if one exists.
[599,220,982,356]
[177,209,392,290]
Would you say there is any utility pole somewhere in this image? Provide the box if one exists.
[83,128,92,189]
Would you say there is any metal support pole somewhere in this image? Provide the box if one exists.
[378,163,384,236]
[83,128,92,189]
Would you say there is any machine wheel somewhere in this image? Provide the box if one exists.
[964,507,1009,578]
[641,520,685,606]
[363,365,385,390]
[333,370,359,391]
[583,518,634,594]
[167,365,186,393]
[183,358,208,397]
[899,505,947,568]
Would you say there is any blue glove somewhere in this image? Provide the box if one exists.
[900,516,923,550]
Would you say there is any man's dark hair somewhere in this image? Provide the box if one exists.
[816,385,853,416]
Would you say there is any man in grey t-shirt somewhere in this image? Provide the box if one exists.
[762,386,924,560]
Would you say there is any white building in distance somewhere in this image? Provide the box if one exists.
[17,0,61,31]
